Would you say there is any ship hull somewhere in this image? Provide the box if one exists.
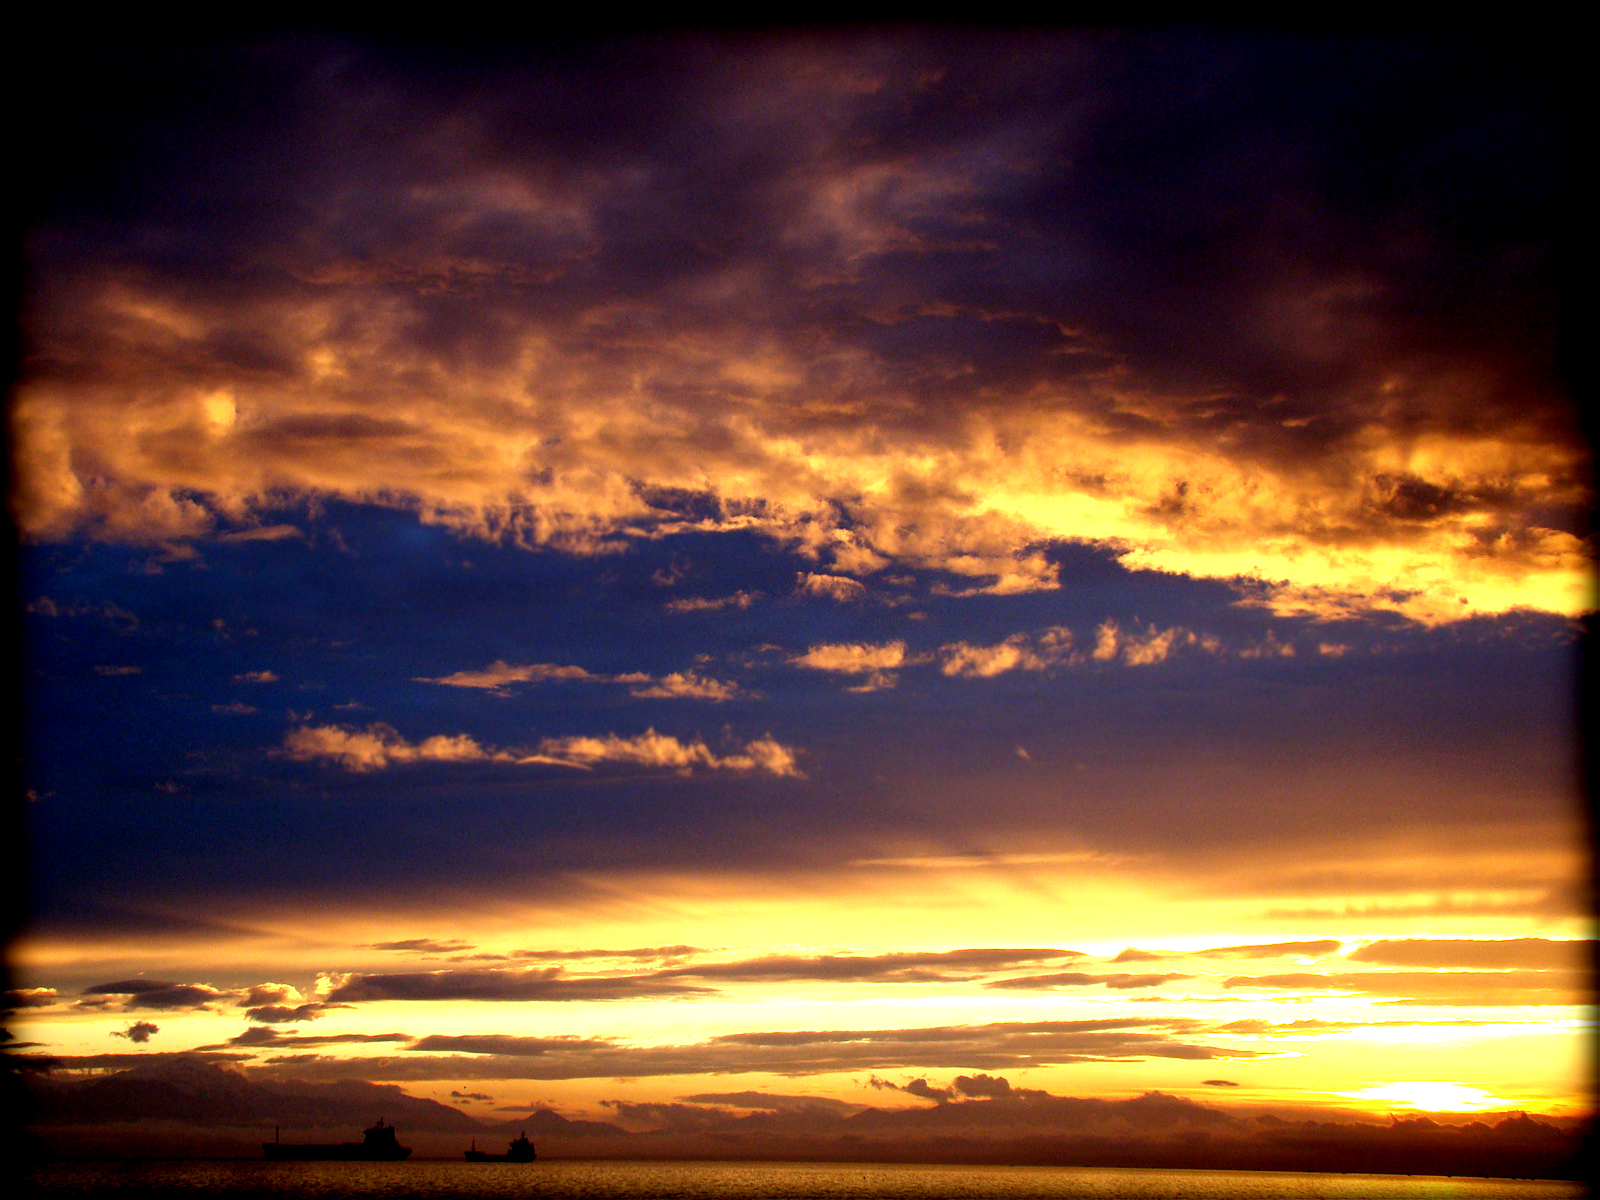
[263,1144,412,1161]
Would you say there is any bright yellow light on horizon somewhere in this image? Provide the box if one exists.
[1345,1081,1512,1112]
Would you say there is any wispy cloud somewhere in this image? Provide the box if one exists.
[416,661,600,689]
[795,573,866,602]
[1221,969,1590,1006]
[321,969,713,1003]
[416,660,748,700]
[792,640,919,691]
[986,972,1192,991]
[1090,621,1221,667]
[939,627,1073,677]
[283,724,799,776]
[666,591,761,612]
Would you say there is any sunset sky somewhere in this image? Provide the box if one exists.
[8,30,1592,1138]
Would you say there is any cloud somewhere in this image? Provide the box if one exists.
[1202,1079,1239,1087]
[321,969,714,1003]
[15,38,1582,624]
[792,640,917,690]
[678,1091,865,1116]
[510,946,702,962]
[409,1035,616,1056]
[78,980,237,1011]
[225,1028,413,1048]
[416,661,748,701]
[666,591,761,612]
[110,1021,159,1043]
[795,573,867,602]
[662,948,1086,984]
[625,672,747,701]
[5,989,60,1009]
[218,524,301,542]
[1346,939,1592,970]
[282,724,497,771]
[1113,940,1343,963]
[985,972,1191,991]
[367,939,476,954]
[211,702,257,714]
[282,724,799,776]
[1221,969,1591,1006]
[531,730,800,776]
[244,1004,336,1024]
[416,661,599,689]
[866,1072,1034,1105]
[231,670,279,683]
[315,950,1073,1003]
[794,641,909,673]
[93,665,142,676]
[1090,621,1221,667]
[249,1017,1263,1082]
[939,627,1073,678]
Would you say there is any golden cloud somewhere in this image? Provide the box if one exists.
[282,724,799,776]
[13,44,1588,623]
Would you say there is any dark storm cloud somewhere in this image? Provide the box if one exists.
[16,31,1580,625]
[110,1021,159,1043]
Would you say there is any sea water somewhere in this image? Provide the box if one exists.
[23,1161,1585,1200]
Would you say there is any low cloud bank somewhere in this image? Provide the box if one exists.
[22,1058,1586,1179]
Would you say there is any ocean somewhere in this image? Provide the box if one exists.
[22,1161,1586,1200]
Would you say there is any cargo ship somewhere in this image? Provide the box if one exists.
[263,1118,412,1160]
[464,1132,536,1162]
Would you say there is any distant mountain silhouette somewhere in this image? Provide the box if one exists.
[488,1106,625,1138]
[27,1057,479,1132]
[21,1058,1587,1179]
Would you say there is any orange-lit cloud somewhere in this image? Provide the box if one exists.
[12,41,1587,624]
[417,661,748,701]
[282,724,799,776]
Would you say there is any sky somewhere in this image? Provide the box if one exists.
[6,29,1593,1149]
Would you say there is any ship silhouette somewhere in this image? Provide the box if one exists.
[262,1118,412,1160]
[464,1132,537,1162]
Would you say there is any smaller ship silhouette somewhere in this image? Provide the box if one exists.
[464,1131,537,1162]
[263,1118,412,1160]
